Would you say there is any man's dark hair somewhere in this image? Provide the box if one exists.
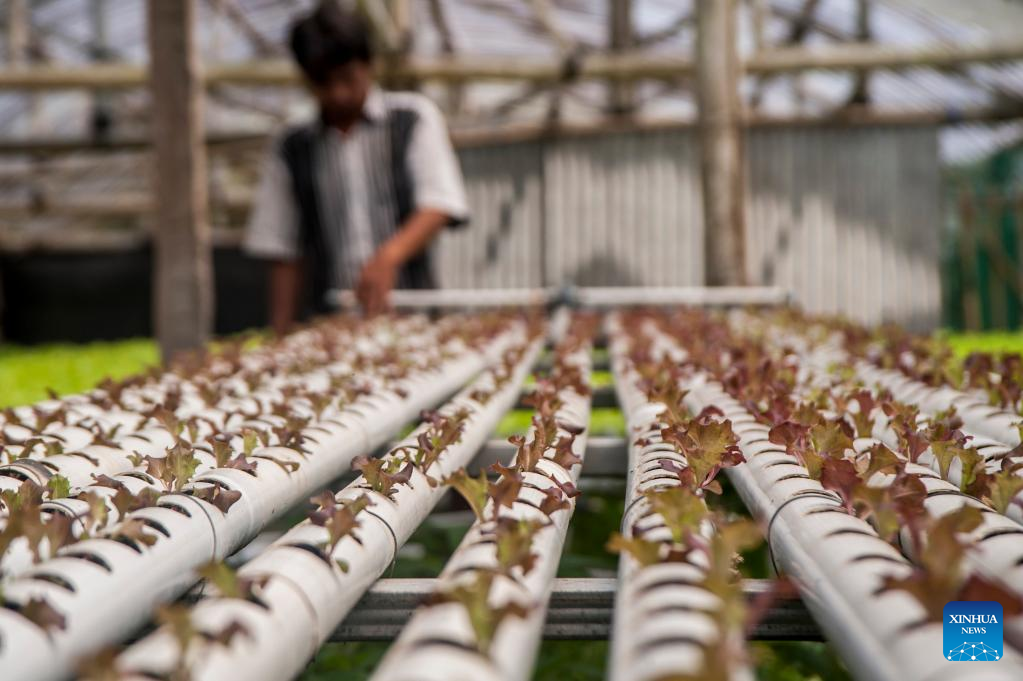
[289,3,373,84]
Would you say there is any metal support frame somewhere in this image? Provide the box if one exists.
[330,286,790,311]
[334,578,820,642]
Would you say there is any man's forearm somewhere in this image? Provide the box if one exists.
[377,208,449,268]
[269,259,302,336]
[356,209,449,314]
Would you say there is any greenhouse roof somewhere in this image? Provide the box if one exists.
[0,0,1022,164]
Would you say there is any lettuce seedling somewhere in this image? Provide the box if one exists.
[353,455,414,500]
[660,418,744,495]
[426,571,530,657]
[494,517,543,576]
[308,493,372,571]
[443,469,490,522]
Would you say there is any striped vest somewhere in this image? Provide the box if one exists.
[279,107,436,315]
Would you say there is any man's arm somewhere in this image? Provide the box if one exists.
[356,96,469,314]
[269,259,303,336]
[243,143,304,334]
[356,208,448,315]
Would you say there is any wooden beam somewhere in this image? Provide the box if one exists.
[148,0,213,361]
[696,0,745,286]
[3,40,1023,90]
[89,0,115,141]
[207,0,283,57]
[426,0,464,116]
[748,41,1023,74]
[356,0,402,54]
[529,0,573,55]
[388,0,413,52]
[1,101,1021,158]
[7,0,29,66]
[750,0,768,53]
[607,0,635,116]
[846,0,872,106]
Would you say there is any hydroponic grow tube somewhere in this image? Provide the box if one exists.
[0,315,423,461]
[606,315,753,681]
[0,317,392,488]
[730,310,1023,527]
[0,321,521,681]
[772,337,1023,650]
[113,333,544,681]
[628,315,1023,681]
[368,339,592,681]
[855,360,1022,448]
[0,317,456,577]
[682,374,1023,680]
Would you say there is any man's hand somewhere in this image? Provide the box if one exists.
[356,250,398,315]
[356,209,450,315]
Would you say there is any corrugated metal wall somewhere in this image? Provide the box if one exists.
[437,125,942,327]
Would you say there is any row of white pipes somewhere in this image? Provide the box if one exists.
[0,318,389,429]
[115,333,545,680]
[0,318,464,578]
[368,342,593,681]
[0,320,521,681]
[683,375,1023,680]
[741,314,1023,650]
[856,359,1022,447]
[730,310,1023,526]
[0,317,414,498]
[0,317,433,488]
[646,314,1023,680]
[605,315,753,681]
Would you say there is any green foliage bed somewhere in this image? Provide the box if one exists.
[941,331,1023,357]
[0,339,157,409]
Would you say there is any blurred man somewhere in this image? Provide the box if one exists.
[244,2,468,333]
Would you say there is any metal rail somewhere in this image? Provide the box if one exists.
[334,578,819,642]
[330,286,790,311]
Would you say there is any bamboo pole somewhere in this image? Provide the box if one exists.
[148,0,213,361]
[89,0,114,141]
[607,0,635,116]
[0,103,1019,159]
[696,0,746,286]
[7,0,29,67]
[846,0,872,106]
[2,40,1023,90]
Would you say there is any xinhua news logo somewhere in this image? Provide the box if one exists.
[944,601,1003,662]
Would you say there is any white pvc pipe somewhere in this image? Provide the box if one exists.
[634,314,1023,681]
[856,360,1022,448]
[683,374,1023,680]
[578,285,790,308]
[0,314,420,438]
[368,344,592,681]
[733,312,1023,528]
[0,324,520,681]
[329,286,790,311]
[331,288,555,310]
[0,317,447,572]
[732,311,1023,649]
[606,316,753,681]
[115,335,544,681]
